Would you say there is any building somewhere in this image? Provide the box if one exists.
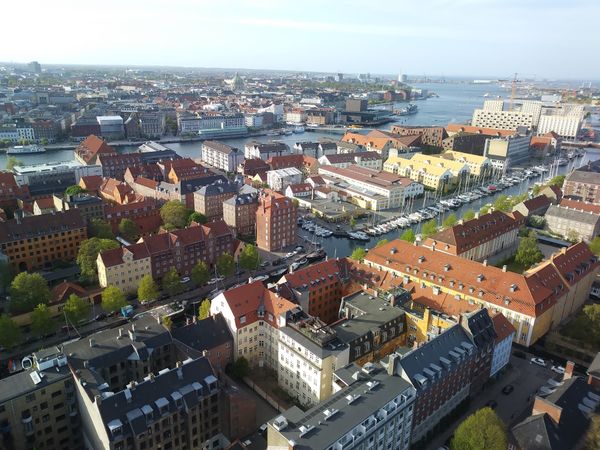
[563,169,600,204]
[306,108,336,125]
[139,111,165,138]
[96,153,143,180]
[340,130,420,159]
[0,348,82,450]
[238,158,270,177]
[164,159,212,184]
[490,313,515,377]
[267,154,318,176]
[318,151,382,170]
[587,353,600,388]
[96,115,125,139]
[445,124,515,138]
[472,109,534,131]
[104,198,163,236]
[99,178,140,205]
[267,363,416,450]
[484,133,532,169]
[422,210,525,262]
[12,160,102,195]
[292,141,320,158]
[74,135,116,165]
[537,114,582,139]
[441,132,490,155]
[390,125,448,148]
[0,171,29,210]
[513,195,552,217]
[383,153,469,191]
[545,202,600,241]
[97,243,152,293]
[266,167,303,192]
[222,193,258,237]
[193,181,239,220]
[319,165,422,210]
[0,210,87,271]
[52,192,105,223]
[440,151,491,177]
[201,141,245,173]
[256,189,297,251]
[244,141,290,160]
[71,117,102,139]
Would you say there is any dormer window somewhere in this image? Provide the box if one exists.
[240,315,246,324]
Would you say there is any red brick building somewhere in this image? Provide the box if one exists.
[255,189,297,251]
[390,125,448,148]
[104,197,163,235]
[96,152,143,180]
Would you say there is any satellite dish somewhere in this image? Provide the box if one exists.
[21,356,33,370]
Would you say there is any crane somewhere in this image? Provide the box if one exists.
[509,72,519,111]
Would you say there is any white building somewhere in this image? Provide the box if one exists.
[537,114,582,139]
[484,133,532,169]
[319,152,382,171]
[266,167,303,192]
[285,110,306,124]
[178,115,202,134]
[245,113,264,128]
[490,314,515,377]
[0,125,35,143]
[201,140,244,172]
[472,109,534,130]
[244,141,290,160]
[12,161,102,187]
[96,115,124,138]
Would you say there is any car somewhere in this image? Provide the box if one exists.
[285,252,296,259]
[94,313,107,321]
[297,257,308,266]
[294,245,305,253]
[531,357,546,367]
[180,276,191,284]
[207,278,218,285]
[260,261,270,268]
[502,384,514,395]
[551,365,565,374]
[259,423,268,435]
[215,276,225,282]
[272,258,284,266]
[485,399,498,409]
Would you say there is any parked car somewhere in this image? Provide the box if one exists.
[551,365,565,374]
[502,384,514,395]
[531,357,546,367]
[285,251,296,259]
[94,313,107,321]
[294,245,305,253]
[180,276,191,284]
[260,261,270,268]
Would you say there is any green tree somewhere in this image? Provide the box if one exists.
[199,299,211,320]
[65,185,85,196]
[30,304,56,337]
[584,414,600,450]
[0,314,22,349]
[63,294,90,324]
[515,232,543,269]
[5,156,22,171]
[188,211,207,225]
[137,274,159,303]
[349,217,356,229]
[463,209,476,221]
[118,218,140,242]
[239,244,260,270]
[421,219,438,239]
[528,215,546,229]
[77,238,120,283]
[40,138,49,146]
[162,267,184,296]
[217,254,235,277]
[0,260,14,293]
[162,315,173,330]
[451,407,508,450]
[480,204,491,215]
[442,213,458,229]
[89,218,115,239]
[9,272,51,314]
[292,198,300,208]
[160,200,189,229]
[231,356,250,379]
[375,239,389,248]
[566,229,580,243]
[493,194,512,212]
[589,237,600,256]
[549,175,566,187]
[191,261,210,286]
[350,247,367,261]
[101,285,127,313]
[400,229,416,243]
[583,304,600,345]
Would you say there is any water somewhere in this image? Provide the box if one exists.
[0,82,506,169]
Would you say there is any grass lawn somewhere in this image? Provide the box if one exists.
[494,256,527,274]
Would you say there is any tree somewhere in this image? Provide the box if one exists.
[532,184,543,196]
[160,200,189,229]
[239,244,260,270]
[515,232,543,269]
[589,237,600,256]
[493,194,512,212]
[583,304,600,345]
[101,285,127,313]
[137,274,159,303]
[584,414,600,450]
[118,218,140,242]
[566,228,580,243]
[162,267,184,296]
[5,156,22,171]
[375,239,389,248]
[30,304,56,337]
[350,247,367,262]
[63,294,90,324]
[0,314,22,349]
[528,215,546,229]
[40,137,49,146]
[0,260,14,293]
[400,229,416,243]
[199,299,211,320]
[188,211,207,225]
[480,204,491,215]
[77,238,120,283]
[349,217,356,229]
[442,213,458,229]
[549,175,566,187]
[191,261,210,286]
[451,407,508,450]
[463,209,476,221]
[162,315,173,330]
[9,272,51,314]
[421,219,438,239]
[292,198,300,208]
[231,356,250,379]
[89,218,115,239]
[217,254,235,277]
[65,185,85,196]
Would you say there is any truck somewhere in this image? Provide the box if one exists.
[121,304,134,318]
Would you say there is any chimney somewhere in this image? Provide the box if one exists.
[94,394,102,405]
[89,338,96,347]
[474,212,479,219]
[148,373,155,383]
[176,361,183,368]
[118,328,124,339]
[387,353,398,376]
[564,361,575,381]
[157,315,162,325]
[131,323,136,332]
[502,265,507,272]
[483,259,488,266]
[202,350,208,358]
[192,314,197,324]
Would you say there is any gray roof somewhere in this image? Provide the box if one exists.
[295,141,319,150]
[280,324,346,359]
[194,180,238,197]
[0,363,71,404]
[270,365,415,450]
[203,140,240,154]
[171,313,233,357]
[546,204,600,225]
[223,193,258,206]
[98,357,217,441]
[567,169,600,185]
[588,352,600,378]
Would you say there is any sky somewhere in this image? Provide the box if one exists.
[2,0,599,79]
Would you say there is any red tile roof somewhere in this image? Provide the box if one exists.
[51,280,88,305]
[521,195,551,213]
[529,242,600,287]
[99,242,150,267]
[491,312,516,344]
[75,135,115,163]
[287,183,312,194]
[267,154,304,170]
[79,175,103,192]
[0,172,18,188]
[446,124,515,137]
[559,198,600,214]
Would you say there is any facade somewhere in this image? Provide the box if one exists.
[139,111,165,138]
[563,169,600,203]
[0,210,87,271]
[513,195,552,217]
[422,210,525,262]
[74,135,116,165]
[96,115,125,139]
[256,189,297,251]
[13,161,102,192]
[440,151,491,177]
[545,203,600,241]
[292,141,319,158]
[222,193,258,237]
[471,109,534,130]
[104,198,163,236]
[384,153,469,191]
[244,142,290,160]
[537,114,582,139]
[490,313,515,377]
[318,151,382,170]
[201,141,244,172]
[340,130,420,159]
[484,133,532,168]
[52,192,105,223]
[266,167,303,192]
[193,181,238,220]
[441,132,489,155]
[96,153,143,180]
[267,364,416,450]
[389,125,448,148]
[97,243,152,293]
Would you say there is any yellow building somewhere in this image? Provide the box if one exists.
[384,153,456,190]
[97,243,152,294]
[441,150,491,177]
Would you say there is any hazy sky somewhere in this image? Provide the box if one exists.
[3,0,599,79]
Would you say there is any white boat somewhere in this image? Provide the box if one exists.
[293,126,305,133]
[7,144,46,155]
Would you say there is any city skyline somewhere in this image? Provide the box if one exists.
[3,0,599,80]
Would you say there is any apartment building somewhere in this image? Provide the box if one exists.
[441,151,491,177]
[319,164,422,210]
[422,210,525,262]
[384,153,469,191]
[512,194,552,217]
[97,243,152,293]
[256,189,297,251]
[490,313,515,377]
[267,363,416,450]
[244,141,290,160]
[74,135,116,165]
[390,125,448,148]
[546,202,600,241]
[193,181,238,220]
[266,167,303,192]
[537,114,582,139]
[12,161,102,194]
[563,169,600,204]
[0,348,81,450]
[340,130,420,159]
[52,193,105,223]
[201,141,244,172]
[96,153,143,180]
[165,159,212,184]
[292,141,319,158]
[0,171,29,210]
[484,133,532,169]
[0,209,87,271]
[267,154,318,176]
[222,193,258,237]
[318,151,382,170]
[471,109,534,131]
[139,111,165,138]
[104,198,163,236]
[210,280,297,369]
[441,132,489,155]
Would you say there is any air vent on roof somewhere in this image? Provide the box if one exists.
[346,393,361,404]
[509,284,517,292]
[323,408,339,420]
[273,416,288,431]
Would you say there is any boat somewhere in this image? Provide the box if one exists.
[267,130,280,136]
[557,158,569,166]
[293,126,305,134]
[397,104,418,116]
[7,144,46,155]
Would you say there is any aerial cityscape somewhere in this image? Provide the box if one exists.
[1,1,600,450]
